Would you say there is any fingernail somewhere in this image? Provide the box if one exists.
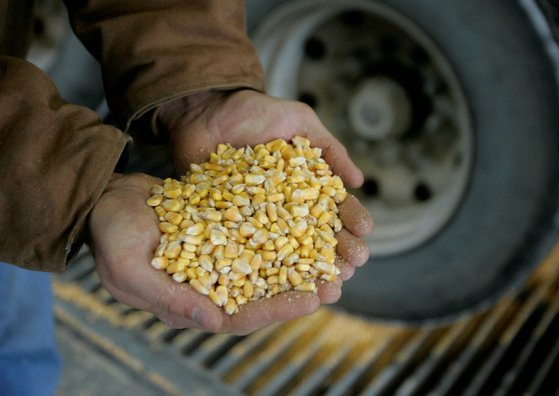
[192,307,204,327]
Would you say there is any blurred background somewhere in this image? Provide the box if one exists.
[29,0,559,394]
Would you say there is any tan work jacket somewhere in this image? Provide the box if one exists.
[0,0,264,271]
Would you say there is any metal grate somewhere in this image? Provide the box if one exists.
[54,242,559,395]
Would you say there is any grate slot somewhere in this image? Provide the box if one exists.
[289,345,352,396]
[464,291,546,396]
[123,311,155,329]
[144,320,173,343]
[164,328,204,351]
[227,319,313,392]
[180,329,213,355]
[211,324,279,377]
[324,336,399,396]
[190,333,242,367]
[525,331,559,395]
[464,273,558,396]
[359,329,439,396]
[428,299,516,396]
[394,319,474,396]
[495,292,559,395]
[255,342,322,396]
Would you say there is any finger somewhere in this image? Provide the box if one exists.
[320,138,364,189]
[301,129,364,189]
[338,194,374,237]
[336,228,370,267]
[335,257,356,281]
[224,291,320,335]
[137,269,225,332]
[316,278,342,304]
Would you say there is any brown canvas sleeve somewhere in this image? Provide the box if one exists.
[0,57,130,272]
[64,0,265,135]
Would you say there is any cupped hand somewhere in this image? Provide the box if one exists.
[158,88,374,294]
[158,89,364,188]
[89,173,372,335]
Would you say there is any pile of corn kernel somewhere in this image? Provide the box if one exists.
[146,136,347,315]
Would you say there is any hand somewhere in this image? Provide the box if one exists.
[158,89,364,188]
[89,173,371,335]
[157,88,374,301]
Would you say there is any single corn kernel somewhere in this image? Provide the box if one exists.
[224,206,243,222]
[172,271,187,283]
[146,194,163,207]
[151,256,169,270]
[185,223,204,236]
[189,279,209,295]
[295,282,317,292]
[159,222,178,234]
[210,229,227,246]
[232,258,252,275]
[224,298,238,315]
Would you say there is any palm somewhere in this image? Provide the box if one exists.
[165,90,364,189]
[88,173,347,334]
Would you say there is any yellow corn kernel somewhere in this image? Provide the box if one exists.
[334,189,347,204]
[254,210,269,225]
[164,186,182,199]
[224,206,243,222]
[279,266,288,286]
[267,193,285,203]
[146,194,163,207]
[314,261,336,275]
[213,245,225,260]
[198,255,213,272]
[252,228,269,245]
[224,241,239,259]
[290,204,309,218]
[261,251,277,262]
[159,222,178,234]
[189,279,209,295]
[154,242,167,257]
[182,243,197,253]
[224,298,238,315]
[295,263,311,272]
[214,257,231,272]
[151,256,168,270]
[277,206,292,220]
[216,200,233,209]
[245,173,266,185]
[232,194,250,207]
[180,250,196,260]
[232,258,252,275]
[277,244,294,261]
[295,282,317,293]
[172,271,187,283]
[210,229,227,246]
[165,212,183,226]
[318,211,332,227]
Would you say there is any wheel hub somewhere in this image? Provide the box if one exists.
[349,77,412,141]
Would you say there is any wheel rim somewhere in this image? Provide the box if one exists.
[253,0,474,256]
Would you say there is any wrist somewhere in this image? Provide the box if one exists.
[156,90,225,140]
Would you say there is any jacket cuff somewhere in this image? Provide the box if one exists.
[65,0,265,140]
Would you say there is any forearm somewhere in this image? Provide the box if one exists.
[0,57,130,272]
[64,0,265,136]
